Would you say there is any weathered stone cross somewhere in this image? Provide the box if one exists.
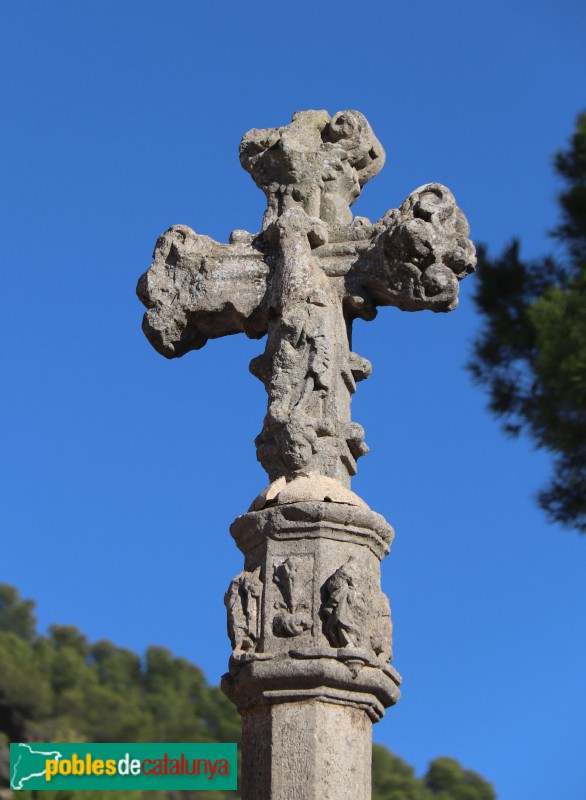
[138,110,475,800]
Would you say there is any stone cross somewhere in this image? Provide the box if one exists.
[137,110,475,800]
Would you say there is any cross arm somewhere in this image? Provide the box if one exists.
[137,225,271,358]
[344,183,476,320]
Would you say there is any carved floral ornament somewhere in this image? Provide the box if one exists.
[272,557,313,638]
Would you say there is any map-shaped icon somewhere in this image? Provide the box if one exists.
[10,743,63,790]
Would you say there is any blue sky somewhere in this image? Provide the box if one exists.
[1,2,585,798]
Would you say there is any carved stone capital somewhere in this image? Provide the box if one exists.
[223,500,399,723]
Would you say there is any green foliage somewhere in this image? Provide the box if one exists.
[372,745,429,800]
[372,747,496,800]
[372,744,496,800]
[0,586,240,799]
[0,586,497,799]
[469,110,586,532]
[0,632,52,740]
[0,585,37,642]
[424,757,495,800]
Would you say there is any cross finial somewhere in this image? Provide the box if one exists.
[240,109,385,229]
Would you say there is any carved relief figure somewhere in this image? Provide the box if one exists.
[224,567,263,654]
[272,557,312,637]
[322,557,369,649]
[370,591,393,664]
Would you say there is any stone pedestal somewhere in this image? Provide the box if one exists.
[221,500,401,799]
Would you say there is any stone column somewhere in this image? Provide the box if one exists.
[137,108,476,800]
[222,500,401,800]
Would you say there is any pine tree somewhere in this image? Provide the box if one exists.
[469,110,586,532]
